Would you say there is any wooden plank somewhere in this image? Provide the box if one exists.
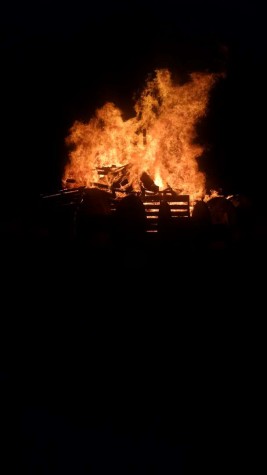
[171,210,190,215]
[173,194,189,201]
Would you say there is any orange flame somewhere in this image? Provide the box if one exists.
[64,69,218,201]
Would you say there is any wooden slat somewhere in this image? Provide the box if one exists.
[172,195,189,201]
[171,210,190,215]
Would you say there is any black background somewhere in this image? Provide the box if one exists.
[1,2,266,474]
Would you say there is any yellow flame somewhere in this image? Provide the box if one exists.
[154,169,164,189]
[64,69,218,201]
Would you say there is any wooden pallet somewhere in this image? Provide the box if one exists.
[142,192,190,232]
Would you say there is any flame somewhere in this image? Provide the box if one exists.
[154,169,164,189]
[64,69,218,201]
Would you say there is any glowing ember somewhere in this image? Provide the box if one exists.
[64,69,218,201]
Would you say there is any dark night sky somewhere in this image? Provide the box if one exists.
[1,0,267,204]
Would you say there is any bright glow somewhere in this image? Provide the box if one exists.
[63,69,218,201]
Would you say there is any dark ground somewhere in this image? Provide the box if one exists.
[1,210,266,474]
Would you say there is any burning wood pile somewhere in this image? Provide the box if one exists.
[61,69,221,234]
[65,163,191,234]
[40,179,251,247]
[63,69,219,203]
[40,69,253,245]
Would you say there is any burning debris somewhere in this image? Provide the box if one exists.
[63,69,219,203]
[41,68,253,244]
